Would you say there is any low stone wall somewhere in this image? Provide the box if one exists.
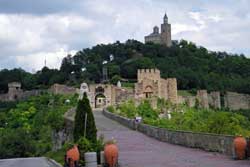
[103,110,135,130]
[103,109,249,156]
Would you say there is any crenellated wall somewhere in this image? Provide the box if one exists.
[135,69,178,104]
[137,69,161,83]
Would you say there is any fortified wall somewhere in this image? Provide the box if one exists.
[178,90,221,109]
[135,69,178,104]
[224,92,250,110]
[49,83,78,95]
[0,82,44,102]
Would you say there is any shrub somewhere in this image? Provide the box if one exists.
[118,100,137,118]
[74,93,97,143]
[137,100,158,119]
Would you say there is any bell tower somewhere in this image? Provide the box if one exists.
[161,13,172,47]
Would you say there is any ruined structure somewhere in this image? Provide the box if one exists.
[49,83,77,95]
[0,82,43,102]
[224,92,250,110]
[135,69,178,104]
[145,13,172,47]
[209,91,221,109]
[197,90,209,109]
[178,90,222,109]
[77,83,134,109]
[7,82,23,101]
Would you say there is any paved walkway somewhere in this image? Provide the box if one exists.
[0,157,59,167]
[94,110,249,167]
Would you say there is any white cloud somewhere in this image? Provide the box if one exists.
[0,0,250,72]
[0,13,95,71]
[208,15,223,22]
[16,48,77,72]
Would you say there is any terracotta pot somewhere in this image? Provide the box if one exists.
[234,136,247,160]
[104,144,118,167]
[67,145,80,162]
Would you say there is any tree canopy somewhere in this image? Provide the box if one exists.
[1,39,250,94]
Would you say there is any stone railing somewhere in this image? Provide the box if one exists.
[103,110,135,130]
[103,109,249,156]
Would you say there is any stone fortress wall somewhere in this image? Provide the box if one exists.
[49,83,78,95]
[135,69,178,104]
[178,90,250,111]
[1,71,250,111]
[0,82,44,102]
[224,91,250,110]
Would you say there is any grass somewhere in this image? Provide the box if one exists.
[121,82,135,89]
[45,148,66,165]
[178,90,195,97]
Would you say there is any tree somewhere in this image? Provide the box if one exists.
[73,93,97,143]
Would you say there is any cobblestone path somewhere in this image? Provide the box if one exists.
[94,110,249,167]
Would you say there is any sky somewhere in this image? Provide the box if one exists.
[0,0,249,72]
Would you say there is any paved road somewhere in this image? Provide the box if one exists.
[0,157,59,167]
[94,110,249,167]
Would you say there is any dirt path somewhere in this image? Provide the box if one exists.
[94,110,249,167]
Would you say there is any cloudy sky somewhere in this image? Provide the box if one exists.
[0,0,249,72]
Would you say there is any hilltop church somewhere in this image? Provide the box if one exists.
[144,13,172,47]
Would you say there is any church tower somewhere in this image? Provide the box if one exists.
[161,13,172,47]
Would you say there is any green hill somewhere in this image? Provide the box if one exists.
[0,39,250,94]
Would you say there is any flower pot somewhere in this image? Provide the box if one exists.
[66,145,80,167]
[67,145,80,161]
[234,136,247,160]
[104,144,118,167]
[84,152,97,167]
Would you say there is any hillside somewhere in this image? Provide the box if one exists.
[0,39,250,94]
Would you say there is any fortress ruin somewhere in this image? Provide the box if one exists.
[1,70,249,111]
[135,69,177,104]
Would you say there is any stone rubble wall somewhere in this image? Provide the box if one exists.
[197,90,209,109]
[115,88,134,105]
[208,91,221,109]
[167,78,178,104]
[103,109,250,156]
[49,83,77,95]
[224,91,250,110]
[0,89,45,102]
[178,90,222,109]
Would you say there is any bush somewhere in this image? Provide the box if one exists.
[117,100,137,118]
[0,93,77,159]
[77,136,105,165]
[0,128,36,158]
[107,106,115,113]
[112,99,250,137]
[137,100,158,119]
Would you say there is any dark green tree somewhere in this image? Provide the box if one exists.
[73,93,97,143]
